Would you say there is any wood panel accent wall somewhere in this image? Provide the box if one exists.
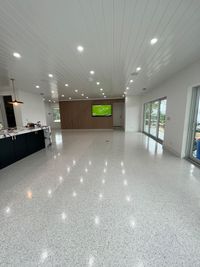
[59,99,124,129]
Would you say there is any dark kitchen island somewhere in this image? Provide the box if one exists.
[0,128,47,169]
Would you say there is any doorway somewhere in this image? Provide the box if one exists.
[113,102,124,129]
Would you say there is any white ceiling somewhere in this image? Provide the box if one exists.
[0,0,200,101]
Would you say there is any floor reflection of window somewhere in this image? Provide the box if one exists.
[55,132,63,145]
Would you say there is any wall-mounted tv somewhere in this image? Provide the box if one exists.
[92,104,112,117]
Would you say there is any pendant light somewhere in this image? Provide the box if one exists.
[8,78,23,105]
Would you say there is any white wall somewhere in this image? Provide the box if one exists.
[141,59,200,158]
[16,90,47,126]
[125,95,141,132]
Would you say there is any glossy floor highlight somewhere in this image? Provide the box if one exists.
[0,130,200,266]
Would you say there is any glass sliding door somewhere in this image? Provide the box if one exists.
[150,101,159,137]
[158,99,167,141]
[188,87,200,164]
[144,103,151,133]
[143,97,167,143]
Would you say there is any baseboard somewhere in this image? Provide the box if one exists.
[163,144,181,158]
[61,129,114,131]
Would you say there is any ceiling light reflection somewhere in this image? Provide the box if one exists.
[40,249,48,263]
[130,219,136,228]
[5,207,11,214]
[27,190,33,199]
[126,195,131,202]
[72,191,77,197]
[123,180,128,186]
[61,212,67,220]
[94,216,100,225]
[88,256,95,266]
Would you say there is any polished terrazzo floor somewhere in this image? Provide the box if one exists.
[0,130,200,266]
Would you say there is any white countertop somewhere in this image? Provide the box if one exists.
[0,126,50,139]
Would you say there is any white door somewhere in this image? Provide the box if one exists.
[113,102,124,127]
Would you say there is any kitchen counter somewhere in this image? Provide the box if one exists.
[0,126,49,139]
[0,127,51,169]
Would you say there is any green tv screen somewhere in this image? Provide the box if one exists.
[92,105,112,117]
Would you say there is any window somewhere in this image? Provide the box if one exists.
[187,87,200,165]
[143,97,167,142]
[158,99,167,140]
[144,103,150,133]
[53,107,61,122]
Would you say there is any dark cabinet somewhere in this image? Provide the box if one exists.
[26,130,45,155]
[0,130,45,169]
[13,134,29,161]
[0,137,15,169]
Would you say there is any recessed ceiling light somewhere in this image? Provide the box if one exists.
[35,85,40,88]
[100,88,103,91]
[48,99,51,102]
[96,82,100,85]
[102,92,105,95]
[51,90,54,93]
[75,89,78,93]
[124,91,127,95]
[90,70,95,75]
[130,80,133,83]
[104,96,107,98]
[69,97,72,100]
[61,94,64,97]
[77,45,84,52]
[136,67,141,72]
[53,101,56,103]
[150,38,158,45]
[13,52,21,58]
[86,96,88,99]
[65,83,69,87]
[126,87,129,90]
[81,93,84,96]
[48,74,53,78]
[122,94,125,97]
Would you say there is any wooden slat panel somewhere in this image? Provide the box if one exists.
[59,99,124,129]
